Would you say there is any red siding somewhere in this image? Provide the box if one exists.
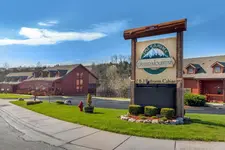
[61,65,89,96]
[17,80,53,94]
[18,80,53,90]
[202,80,223,94]
[0,84,15,93]
[184,79,199,94]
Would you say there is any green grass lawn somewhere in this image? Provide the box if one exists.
[0,93,32,99]
[11,101,225,141]
[93,96,130,101]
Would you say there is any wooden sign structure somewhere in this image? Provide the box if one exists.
[123,19,187,117]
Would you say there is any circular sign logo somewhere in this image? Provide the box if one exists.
[140,43,170,74]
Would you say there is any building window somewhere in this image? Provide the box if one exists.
[80,79,83,85]
[75,72,84,92]
[187,67,194,74]
[80,73,83,78]
[214,66,221,73]
[88,84,96,89]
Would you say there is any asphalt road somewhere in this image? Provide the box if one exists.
[0,116,64,150]
[36,96,130,109]
[35,96,225,114]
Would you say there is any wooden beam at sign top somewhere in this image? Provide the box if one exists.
[123,19,187,40]
[130,38,137,105]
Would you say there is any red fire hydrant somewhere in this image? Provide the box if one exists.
[78,101,83,112]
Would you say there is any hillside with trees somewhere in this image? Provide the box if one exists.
[92,55,131,98]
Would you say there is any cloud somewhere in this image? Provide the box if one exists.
[38,20,58,27]
[0,20,128,46]
[91,20,129,34]
[0,27,106,45]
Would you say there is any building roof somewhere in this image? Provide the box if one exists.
[183,55,225,79]
[24,77,61,82]
[0,81,21,85]
[6,72,33,77]
[25,64,97,82]
[43,64,79,74]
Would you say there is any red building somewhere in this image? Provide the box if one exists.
[0,72,33,93]
[184,55,225,102]
[0,64,97,96]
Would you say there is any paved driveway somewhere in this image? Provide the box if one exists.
[37,96,130,109]
[32,96,225,114]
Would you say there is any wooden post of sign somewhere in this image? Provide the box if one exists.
[176,31,184,117]
[130,38,137,104]
[223,79,225,103]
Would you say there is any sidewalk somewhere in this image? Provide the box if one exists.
[0,100,225,150]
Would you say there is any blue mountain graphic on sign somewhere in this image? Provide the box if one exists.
[143,48,168,59]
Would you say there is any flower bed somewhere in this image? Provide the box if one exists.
[120,114,191,125]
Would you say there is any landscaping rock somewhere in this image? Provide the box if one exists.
[159,120,165,124]
[128,118,136,122]
[152,119,159,124]
[165,120,170,124]
[64,100,72,105]
[136,120,143,123]
[171,120,178,125]
[120,116,129,121]
[143,120,151,123]
[176,117,184,122]
[176,117,184,124]
[124,113,129,117]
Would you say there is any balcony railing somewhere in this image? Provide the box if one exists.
[205,94,224,103]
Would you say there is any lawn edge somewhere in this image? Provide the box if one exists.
[9,101,225,142]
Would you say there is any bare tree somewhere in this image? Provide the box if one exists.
[118,55,123,63]
[127,55,131,63]
[36,62,42,68]
[111,55,118,64]
[3,62,9,70]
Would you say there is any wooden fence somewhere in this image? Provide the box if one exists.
[206,94,224,103]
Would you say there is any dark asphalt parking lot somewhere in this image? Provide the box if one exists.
[34,96,225,115]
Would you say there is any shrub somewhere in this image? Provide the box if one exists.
[151,116,157,119]
[84,106,94,113]
[18,98,24,101]
[144,106,158,116]
[128,105,143,115]
[26,100,43,105]
[84,93,94,113]
[56,100,64,104]
[86,93,92,106]
[160,108,175,119]
[184,93,206,106]
[160,117,168,122]
[139,115,147,120]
